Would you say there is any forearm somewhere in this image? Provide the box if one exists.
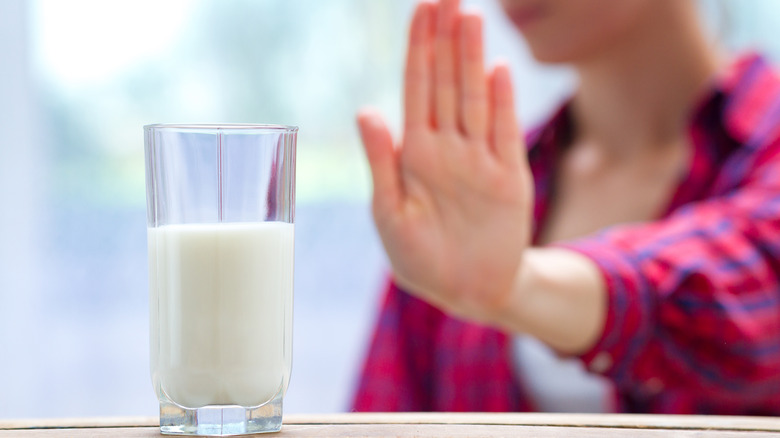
[495,247,608,355]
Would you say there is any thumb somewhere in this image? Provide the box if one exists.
[357,108,402,216]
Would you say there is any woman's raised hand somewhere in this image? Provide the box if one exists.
[357,0,534,322]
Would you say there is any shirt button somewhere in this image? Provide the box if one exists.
[644,377,664,394]
[589,352,613,374]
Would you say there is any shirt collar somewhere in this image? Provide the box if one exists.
[715,52,780,146]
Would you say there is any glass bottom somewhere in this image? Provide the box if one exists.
[159,388,283,436]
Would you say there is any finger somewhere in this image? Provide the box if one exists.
[489,63,524,167]
[434,0,459,130]
[357,109,403,215]
[458,12,487,139]
[404,2,435,129]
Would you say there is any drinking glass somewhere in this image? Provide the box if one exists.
[144,124,297,435]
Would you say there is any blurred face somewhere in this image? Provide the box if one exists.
[499,0,656,64]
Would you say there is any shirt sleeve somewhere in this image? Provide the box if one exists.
[562,143,780,410]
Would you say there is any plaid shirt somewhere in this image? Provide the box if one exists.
[352,53,780,415]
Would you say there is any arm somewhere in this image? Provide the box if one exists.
[558,167,780,401]
[504,166,780,401]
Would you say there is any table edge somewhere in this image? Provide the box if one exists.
[1,413,779,432]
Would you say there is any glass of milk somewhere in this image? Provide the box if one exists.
[144,124,297,436]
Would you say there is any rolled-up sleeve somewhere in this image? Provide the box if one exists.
[563,145,780,410]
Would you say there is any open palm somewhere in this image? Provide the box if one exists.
[358,0,533,322]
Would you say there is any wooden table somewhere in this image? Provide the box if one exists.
[2,413,780,437]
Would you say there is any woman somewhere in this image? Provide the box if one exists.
[353,0,780,414]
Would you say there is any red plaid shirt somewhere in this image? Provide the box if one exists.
[352,53,780,415]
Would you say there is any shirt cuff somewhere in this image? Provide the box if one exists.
[558,236,655,387]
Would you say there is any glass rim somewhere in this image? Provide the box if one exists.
[144,123,298,133]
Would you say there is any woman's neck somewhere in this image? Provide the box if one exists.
[571,1,721,158]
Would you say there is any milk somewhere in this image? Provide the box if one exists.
[148,222,294,409]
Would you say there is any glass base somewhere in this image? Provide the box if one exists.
[159,389,283,436]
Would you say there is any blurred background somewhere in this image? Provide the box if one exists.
[1,0,780,419]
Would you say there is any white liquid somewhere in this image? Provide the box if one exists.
[148,222,294,408]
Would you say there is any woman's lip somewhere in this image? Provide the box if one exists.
[506,5,544,28]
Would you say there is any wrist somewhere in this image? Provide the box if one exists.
[493,247,608,355]
[492,248,541,334]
